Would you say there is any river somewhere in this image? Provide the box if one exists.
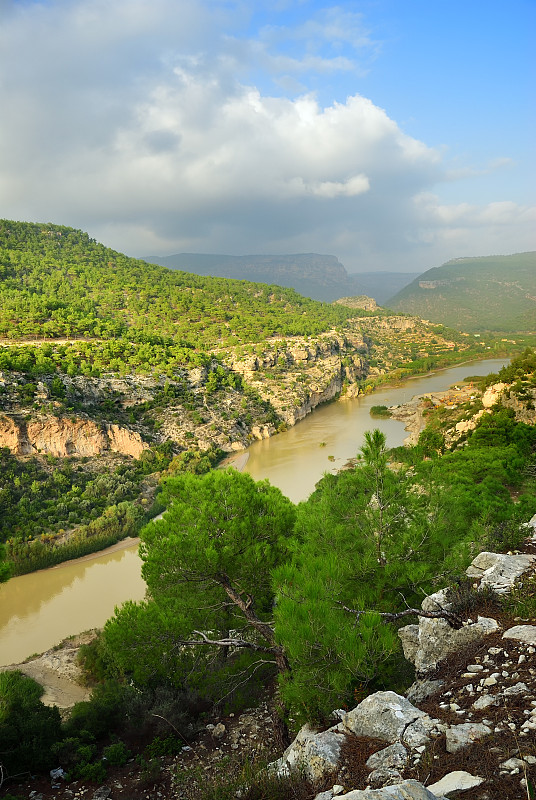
[0,358,508,665]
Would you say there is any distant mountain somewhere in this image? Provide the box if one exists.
[348,271,420,305]
[142,252,418,304]
[387,252,536,332]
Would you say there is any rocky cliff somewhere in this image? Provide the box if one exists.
[0,414,147,458]
[0,332,370,462]
[226,332,368,427]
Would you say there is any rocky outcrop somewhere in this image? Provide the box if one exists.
[465,551,536,594]
[269,540,536,799]
[481,382,507,408]
[399,550,536,675]
[0,414,148,458]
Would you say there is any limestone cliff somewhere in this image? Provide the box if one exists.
[0,414,148,458]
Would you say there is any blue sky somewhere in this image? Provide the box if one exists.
[0,0,534,273]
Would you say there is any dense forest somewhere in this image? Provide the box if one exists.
[0,221,356,345]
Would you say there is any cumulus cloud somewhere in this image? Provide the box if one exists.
[0,0,533,273]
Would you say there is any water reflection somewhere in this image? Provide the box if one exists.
[0,542,145,665]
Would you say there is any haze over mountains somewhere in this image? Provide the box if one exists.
[143,252,419,305]
[389,252,536,332]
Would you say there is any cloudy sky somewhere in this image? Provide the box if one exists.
[1,0,534,273]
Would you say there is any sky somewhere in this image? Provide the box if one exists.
[0,0,534,274]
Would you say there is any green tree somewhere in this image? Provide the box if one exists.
[105,469,296,708]
[274,430,464,722]
[0,671,62,776]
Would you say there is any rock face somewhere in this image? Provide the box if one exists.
[227,333,368,428]
[481,382,507,408]
[0,413,148,459]
[398,587,501,675]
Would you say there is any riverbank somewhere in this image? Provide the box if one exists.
[4,631,96,709]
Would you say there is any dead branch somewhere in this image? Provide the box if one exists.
[338,602,464,629]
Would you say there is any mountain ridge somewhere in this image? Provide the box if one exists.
[387,251,536,331]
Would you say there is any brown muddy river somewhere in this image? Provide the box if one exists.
[0,358,508,665]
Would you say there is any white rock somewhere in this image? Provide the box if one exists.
[500,758,526,770]
[466,552,536,594]
[472,695,497,711]
[269,724,345,782]
[334,781,447,799]
[342,692,430,745]
[445,723,491,753]
[427,771,484,795]
[400,613,500,675]
[503,625,536,645]
[502,682,528,696]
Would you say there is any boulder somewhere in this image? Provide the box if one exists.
[445,723,491,753]
[399,589,501,674]
[465,552,536,594]
[269,724,345,782]
[503,625,536,645]
[342,692,437,749]
[330,780,447,799]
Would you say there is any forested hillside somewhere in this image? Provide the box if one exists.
[388,252,536,331]
[0,221,353,345]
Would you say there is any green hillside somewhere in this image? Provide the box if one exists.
[387,252,536,331]
[0,220,354,348]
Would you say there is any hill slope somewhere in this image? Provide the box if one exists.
[387,252,536,331]
[0,221,354,345]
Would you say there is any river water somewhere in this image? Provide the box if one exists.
[0,358,508,665]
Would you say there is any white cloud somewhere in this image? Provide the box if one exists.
[0,0,533,274]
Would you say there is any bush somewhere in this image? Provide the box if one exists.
[0,671,62,776]
[102,740,131,766]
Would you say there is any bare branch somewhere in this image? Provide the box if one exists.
[337,602,464,629]
[176,630,276,655]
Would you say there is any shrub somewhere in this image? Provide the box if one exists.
[0,671,62,776]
